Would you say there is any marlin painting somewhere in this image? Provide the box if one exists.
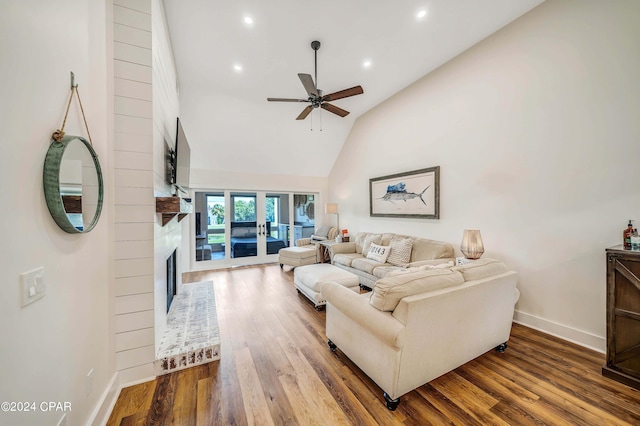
[381,182,430,205]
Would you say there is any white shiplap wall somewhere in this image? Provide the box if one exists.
[112,0,156,383]
[151,0,183,358]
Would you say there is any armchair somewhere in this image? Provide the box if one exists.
[295,226,338,263]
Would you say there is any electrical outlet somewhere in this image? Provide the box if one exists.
[20,267,45,307]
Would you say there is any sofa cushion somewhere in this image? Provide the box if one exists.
[354,232,368,254]
[386,261,455,277]
[452,258,508,281]
[407,259,455,268]
[352,257,391,275]
[372,265,406,279]
[370,269,464,312]
[410,238,455,262]
[420,260,454,269]
[366,243,391,263]
[387,236,413,266]
[333,253,363,268]
[362,233,382,255]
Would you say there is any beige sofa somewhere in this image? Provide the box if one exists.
[332,232,455,288]
[322,258,519,410]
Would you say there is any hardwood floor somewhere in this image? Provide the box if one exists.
[108,264,640,425]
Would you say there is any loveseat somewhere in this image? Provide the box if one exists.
[332,232,455,288]
[322,258,519,410]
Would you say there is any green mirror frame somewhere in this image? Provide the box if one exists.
[43,135,104,233]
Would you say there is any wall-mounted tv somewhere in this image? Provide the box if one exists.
[174,117,191,195]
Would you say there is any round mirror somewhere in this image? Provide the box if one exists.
[43,135,103,233]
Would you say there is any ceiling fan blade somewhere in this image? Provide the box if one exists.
[322,85,364,102]
[321,103,350,117]
[267,97,308,102]
[296,105,314,120]
[298,73,318,97]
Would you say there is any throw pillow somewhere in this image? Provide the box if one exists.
[366,243,391,263]
[387,237,413,266]
[361,233,382,255]
[315,226,332,238]
[231,227,248,237]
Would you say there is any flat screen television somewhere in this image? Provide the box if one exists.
[174,117,191,195]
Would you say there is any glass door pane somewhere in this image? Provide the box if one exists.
[293,193,316,244]
[194,191,226,262]
[266,193,290,249]
[191,191,318,268]
[230,192,258,258]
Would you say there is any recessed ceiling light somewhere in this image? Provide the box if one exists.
[363,60,372,69]
[243,16,254,25]
[233,64,243,72]
[416,9,428,20]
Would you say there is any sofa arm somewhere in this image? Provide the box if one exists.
[323,282,404,349]
[331,242,356,254]
[295,238,311,247]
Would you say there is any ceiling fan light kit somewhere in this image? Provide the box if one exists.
[267,40,364,120]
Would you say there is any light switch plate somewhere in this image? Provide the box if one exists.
[20,267,45,307]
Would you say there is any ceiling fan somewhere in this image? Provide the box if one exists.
[267,40,364,120]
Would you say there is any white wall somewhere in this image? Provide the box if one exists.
[0,1,112,425]
[329,0,640,351]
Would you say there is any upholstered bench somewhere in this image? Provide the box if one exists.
[279,246,317,269]
[294,264,359,310]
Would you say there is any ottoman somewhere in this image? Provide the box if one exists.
[294,264,359,310]
[279,246,317,269]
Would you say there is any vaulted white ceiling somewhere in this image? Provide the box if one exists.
[163,0,543,177]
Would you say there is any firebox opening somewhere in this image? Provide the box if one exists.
[167,249,177,313]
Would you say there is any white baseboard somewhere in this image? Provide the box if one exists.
[89,372,120,426]
[89,369,157,425]
[513,309,605,354]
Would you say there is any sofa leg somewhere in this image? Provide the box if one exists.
[383,392,400,411]
[280,263,283,269]
[495,342,508,353]
[327,339,337,352]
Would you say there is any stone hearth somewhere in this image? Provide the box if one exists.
[154,281,220,375]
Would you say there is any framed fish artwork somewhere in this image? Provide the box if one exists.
[369,166,440,219]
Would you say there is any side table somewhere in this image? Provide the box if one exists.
[318,240,339,263]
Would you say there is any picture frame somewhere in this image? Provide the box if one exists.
[369,166,440,219]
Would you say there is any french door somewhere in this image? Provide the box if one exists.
[192,191,317,269]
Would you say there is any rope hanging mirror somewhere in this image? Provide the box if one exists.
[43,72,104,233]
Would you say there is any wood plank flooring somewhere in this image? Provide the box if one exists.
[107,264,640,425]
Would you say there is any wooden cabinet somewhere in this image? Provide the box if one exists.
[603,246,640,390]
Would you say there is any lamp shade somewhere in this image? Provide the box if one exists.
[325,203,338,214]
[461,229,484,259]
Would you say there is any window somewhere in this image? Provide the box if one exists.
[232,195,256,222]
